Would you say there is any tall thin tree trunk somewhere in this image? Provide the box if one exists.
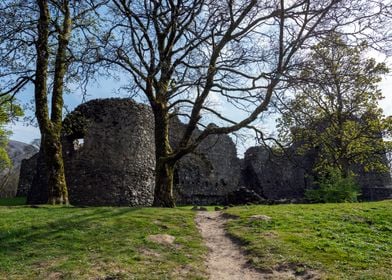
[152,104,176,207]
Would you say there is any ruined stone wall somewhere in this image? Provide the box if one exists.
[242,145,392,202]
[356,160,392,201]
[17,154,38,197]
[171,120,241,205]
[241,146,313,201]
[26,151,48,203]
[21,98,391,206]
[23,100,241,206]
[27,98,156,206]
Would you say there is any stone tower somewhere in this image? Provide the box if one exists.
[27,98,156,206]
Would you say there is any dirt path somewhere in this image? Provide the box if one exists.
[196,211,321,280]
[195,211,266,280]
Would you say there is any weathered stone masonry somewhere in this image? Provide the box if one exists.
[20,98,392,205]
[25,98,242,206]
[28,98,156,206]
[240,145,392,202]
[170,120,241,205]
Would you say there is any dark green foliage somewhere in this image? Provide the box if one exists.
[0,197,27,206]
[305,168,360,203]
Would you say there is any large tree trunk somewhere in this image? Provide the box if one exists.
[153,160,176,207]
[34,0,70,205]
[43,132,68,205]
[152,104,176,207]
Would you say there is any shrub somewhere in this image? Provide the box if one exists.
[305,167,360,203]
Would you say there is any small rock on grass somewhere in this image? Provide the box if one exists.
[146,234,175,246]
[249,215,272,222]
[191,206,208,211]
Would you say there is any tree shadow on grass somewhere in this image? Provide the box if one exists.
[0,207,150,263]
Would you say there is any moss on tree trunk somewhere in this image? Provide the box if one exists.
[43,133,68,205]
[34,0,71,205]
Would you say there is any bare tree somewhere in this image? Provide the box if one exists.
[0,0,107,204]
[94,0,392,207]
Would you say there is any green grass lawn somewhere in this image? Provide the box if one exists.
[0,202,206,280]
[1,198,391,280]
[225,200,392,280]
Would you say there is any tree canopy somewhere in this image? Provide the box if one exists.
[97,0,392,206]
[277,34,392,176]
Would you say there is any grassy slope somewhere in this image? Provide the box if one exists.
[225,200,392,280]
[0,202,206,280]
[1,198,391,279]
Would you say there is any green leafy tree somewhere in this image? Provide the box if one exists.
[278,34,391,179]
[0,96,23,171]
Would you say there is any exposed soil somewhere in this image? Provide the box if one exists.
[195,211,320,280]
[146,234,175,246]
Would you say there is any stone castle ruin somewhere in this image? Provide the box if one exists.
[26,99,156,206]
[170,118,241,205]
[18,98,392,206]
